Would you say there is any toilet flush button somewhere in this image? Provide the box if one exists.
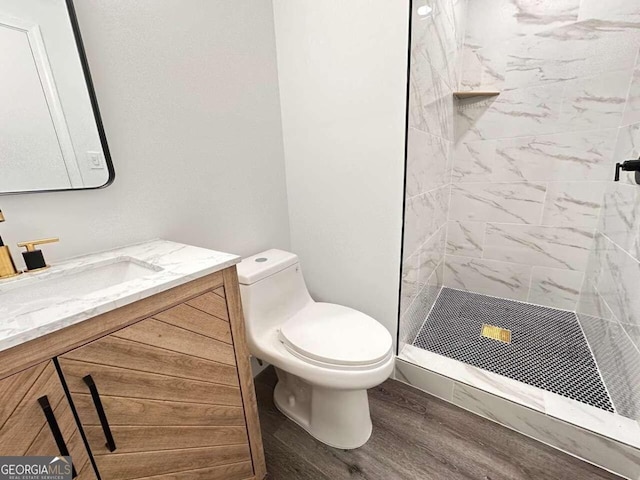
[255,257,267,263]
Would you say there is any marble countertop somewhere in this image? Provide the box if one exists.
[0,239,240,353]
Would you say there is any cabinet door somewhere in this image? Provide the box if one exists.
[58,293,254,480]
[0,360,97,479]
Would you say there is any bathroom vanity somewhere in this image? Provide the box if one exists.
[0,240,266,480]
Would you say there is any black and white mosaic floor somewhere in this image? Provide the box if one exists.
[413,288,614,412]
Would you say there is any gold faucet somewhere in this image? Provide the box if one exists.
[0,210,21,279]
[17,238,59,271]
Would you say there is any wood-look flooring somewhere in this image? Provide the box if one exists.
[255,367,622,480]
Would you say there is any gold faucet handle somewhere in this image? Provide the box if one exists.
[17,237,59,252]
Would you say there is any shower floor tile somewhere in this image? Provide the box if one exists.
[413,288,614,412]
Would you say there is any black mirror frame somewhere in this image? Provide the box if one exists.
[1,0,115,195]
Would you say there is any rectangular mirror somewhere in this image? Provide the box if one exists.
[0,0,113,194]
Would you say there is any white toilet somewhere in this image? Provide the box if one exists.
[237,249,394,449]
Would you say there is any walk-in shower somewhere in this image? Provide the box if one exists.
[397,0,640,475]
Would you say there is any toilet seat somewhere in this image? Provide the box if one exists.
[279,303,393,369]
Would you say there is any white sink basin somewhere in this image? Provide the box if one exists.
[0,257,161,305]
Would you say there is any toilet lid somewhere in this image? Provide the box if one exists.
[279,303,392,367]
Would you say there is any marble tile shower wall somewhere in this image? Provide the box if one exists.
[399,0,466,349]
[446,0,640,314]
[576,40,640,418]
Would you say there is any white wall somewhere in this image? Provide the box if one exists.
[2,0,408,350]
[0,0,290,265]
[273,0,409,344]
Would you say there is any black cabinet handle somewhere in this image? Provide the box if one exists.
[83,375,116,452]
[38,396,78,478]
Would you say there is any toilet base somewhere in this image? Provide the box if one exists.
[273,367,373,449]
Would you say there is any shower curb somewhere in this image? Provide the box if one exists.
[395,358,640,480]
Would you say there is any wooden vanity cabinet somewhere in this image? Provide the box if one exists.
[0,267,266,480]
[0,361,96,479]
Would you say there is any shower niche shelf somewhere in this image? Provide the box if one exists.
[453,91,500,99]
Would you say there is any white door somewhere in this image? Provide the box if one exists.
[0,20,73,191]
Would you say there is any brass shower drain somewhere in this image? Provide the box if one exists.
[481,324,511,344]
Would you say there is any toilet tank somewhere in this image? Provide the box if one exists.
[237,249,313,335]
